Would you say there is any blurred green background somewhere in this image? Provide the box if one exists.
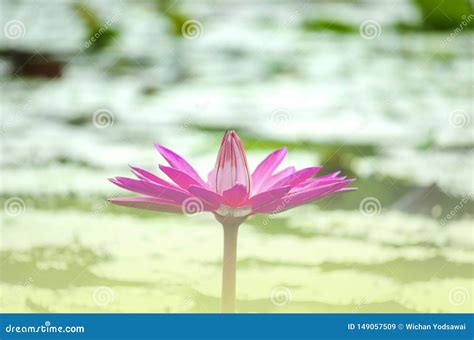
[1,0,473,313]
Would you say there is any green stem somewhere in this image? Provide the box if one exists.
[221,222,240,313]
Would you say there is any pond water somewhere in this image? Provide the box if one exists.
[1,0,472,312]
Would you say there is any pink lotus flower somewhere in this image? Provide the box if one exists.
[108,130,355,312]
